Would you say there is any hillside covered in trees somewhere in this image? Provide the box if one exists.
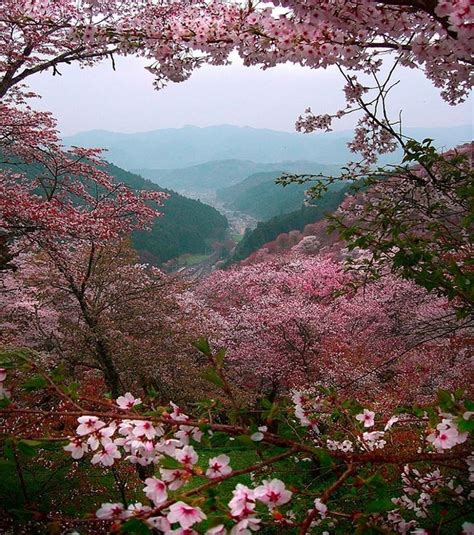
[105,165,228,264]
[227,186,351,263]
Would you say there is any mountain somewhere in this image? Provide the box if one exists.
[134,160,279,192]
[104,164,228,264]
[63,124,473,172]
[217,163,343,220]
[136,160,344,195]
[227,186,352,264]
[1,155,228,265]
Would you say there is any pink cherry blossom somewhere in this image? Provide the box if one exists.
[64,438,88,459]
[206,454,232,479]
[87,424,116,450]
[132,420,158,440]
[167,501,207,529]
[91,440,121,466]
[169,402,190,422]
[124,502,152,518]
[314,498,328,518]
[228,484,256,517]
[143,477,168,506]
[96,502,124,520]
[230,517,261,534]
[0,368,6,382]
[206,525,227,535]
[427,421,465,450]
[175,425,203,444]
[116,392,142,410]
[160,468,188,491]
[356,409,375,428]
[175,445,199,466]
[254,479,292,509]
[76,416,105,436]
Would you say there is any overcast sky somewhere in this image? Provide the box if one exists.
[29,55,473,136]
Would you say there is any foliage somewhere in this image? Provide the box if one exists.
[0,351,472,534]
[328,140,474,317]
[107,165,228,265]
[217,166,343,221]
[228,187,350,264]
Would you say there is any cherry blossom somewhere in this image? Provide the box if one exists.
[132,420,159,440]
[356,409,375,428]
[175,425,203,444]
[91,440,121,466]
[76,416,106,436]
[123,502,152,518]
[463,522,474,535]
[175,445,199,466]
[96,502,125,520]
[254,479,292,509]
[250,426,268,442]
[229,484,256,517]
[427,419,468,450]
[63,438,89,460]
[144,477,168,506]
[314,498,328,518]
[160,468,189,491]
[206,525,227,535]
[116,392,142,410]
[230,517,261,534]
[167,501,207,529]
[206,454,232,479]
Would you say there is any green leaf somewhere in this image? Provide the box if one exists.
[17,439,40,457]
[236,435,257,448]
[316,449,333,468]
[121,518,152,534]
[202,367,224,389]
[193,337,211,356]
[22,374,47,392]
[159,456,181,470]
[214,348,226,368]
[364,472,386,488]
[437,390,454,410]
[365,497,395,512]
[0,397,11,408]
[457,418,474,433]
[464,400,474,411]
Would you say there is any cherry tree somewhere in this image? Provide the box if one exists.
[0,240,215,399]
[197,252,471,406]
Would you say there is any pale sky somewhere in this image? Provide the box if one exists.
[29,54,473,136]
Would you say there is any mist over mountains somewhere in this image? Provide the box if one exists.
[64,124,473,172]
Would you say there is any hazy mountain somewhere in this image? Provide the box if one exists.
[217,163,343,220]
[64,124,473,171]
[135,160,343,194]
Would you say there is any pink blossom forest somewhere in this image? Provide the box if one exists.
[0,1,473,534]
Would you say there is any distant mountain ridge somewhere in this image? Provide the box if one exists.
[64,124,473,171]
[135,160,343,193]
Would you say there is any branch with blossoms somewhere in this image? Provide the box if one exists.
[0,347,472,534]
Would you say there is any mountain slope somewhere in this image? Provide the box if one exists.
[217,163,343,220]
[64,124,473,171]
[137,160,344,195]
[105,164,228,264]
[227,186,351,264]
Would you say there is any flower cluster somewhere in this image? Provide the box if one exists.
[427,416,468,451]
